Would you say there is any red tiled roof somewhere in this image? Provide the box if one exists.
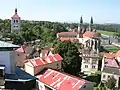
[29,54,63,67]
[100,52,116,58]
[60,37,75,42]
[15,46,25,53]
[115,50,120,57]
[83,31,98,38]
[37,69,88,90]
[104,58,119,68]
[11,14,20,19]
[57,32,77,36]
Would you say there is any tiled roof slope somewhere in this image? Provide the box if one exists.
[37,69,89,90]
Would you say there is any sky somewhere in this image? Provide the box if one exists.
[0,0,120,24]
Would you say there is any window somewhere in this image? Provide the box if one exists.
[14,20,15,23]
[92,60,97,64]
[16,20,18,23]
[103,75,106,78]
[92,65,95,69]
[108,75,110,78]
[85,65,88,68]
[83,85,86,88]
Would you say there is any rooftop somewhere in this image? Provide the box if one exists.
[28,54,63,67]
[57,32,77,36]
[83,31,99,38]
[103,66,120,75]
[5,67,36,82]
[37,68,89,90]
[0,41,19,48]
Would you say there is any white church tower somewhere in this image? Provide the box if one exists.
[11,8,20,33]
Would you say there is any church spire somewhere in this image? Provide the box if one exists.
[89,16,94,31]
[90,16,93,24]
[80,16,83,24]
[15,8,17,14]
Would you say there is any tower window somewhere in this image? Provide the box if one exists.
[16,20,18,23]
[14,20,15,23]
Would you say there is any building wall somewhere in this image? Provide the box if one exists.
[0,51,15,74]
[34,61,61,75]
[101,57,105,71]
[80,83,93,90]
[57,34,77,38]
[11,19,20,33]
[81,57,98,75]
[101,72,120,87]
[25,61,61,76]
[14,52,26,67]
[116,57,120,63]
[36,80,55,90]
[24,62,34,76]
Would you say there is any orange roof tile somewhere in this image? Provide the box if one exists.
[115,50,120,57]
[101,52,116,58]
[60,37,75,42]
[57,32,77,36]
[83,31,98,38]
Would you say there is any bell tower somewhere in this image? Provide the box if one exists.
[77,16,83,38]
[11,8,20,33]
[89,16,93,32]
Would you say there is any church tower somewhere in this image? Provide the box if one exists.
[11,8,20,33]
[77,16,83,38]
[89,16,93,32]
[78,16,83,33]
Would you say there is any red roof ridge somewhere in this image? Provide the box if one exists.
[28,54,63,67]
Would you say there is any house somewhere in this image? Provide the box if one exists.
[40,47,54,57]
[81,48,99,75]
[36,68,93,90]
[0,40,36,89]
[24,54,63,76]
[101,52,120,87]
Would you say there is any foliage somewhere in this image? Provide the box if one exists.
[1,20,68,45]
[106,76,116,90]
[85,71,101,87]
[53,41,81,76]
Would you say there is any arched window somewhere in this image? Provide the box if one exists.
[16,20,18,23]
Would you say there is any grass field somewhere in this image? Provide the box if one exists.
[97,30,115,36]
[102,45,120,53]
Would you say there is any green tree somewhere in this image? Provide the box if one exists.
[53,41,81,76]
[106,76,116,90]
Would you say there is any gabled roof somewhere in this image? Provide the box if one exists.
[57,32,77,36]
[0,41,19,48]
[104,58,119,68]
[115,50,120,57]
[101,52,116,59]
[28,54,63,67]
[83,31,98,38]
[37,69,89,90]
[15,46,25,53]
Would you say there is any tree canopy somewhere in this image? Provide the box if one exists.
[53,40,81,76]
[106,76,116,90]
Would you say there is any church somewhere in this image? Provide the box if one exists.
[57,16,101,75]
